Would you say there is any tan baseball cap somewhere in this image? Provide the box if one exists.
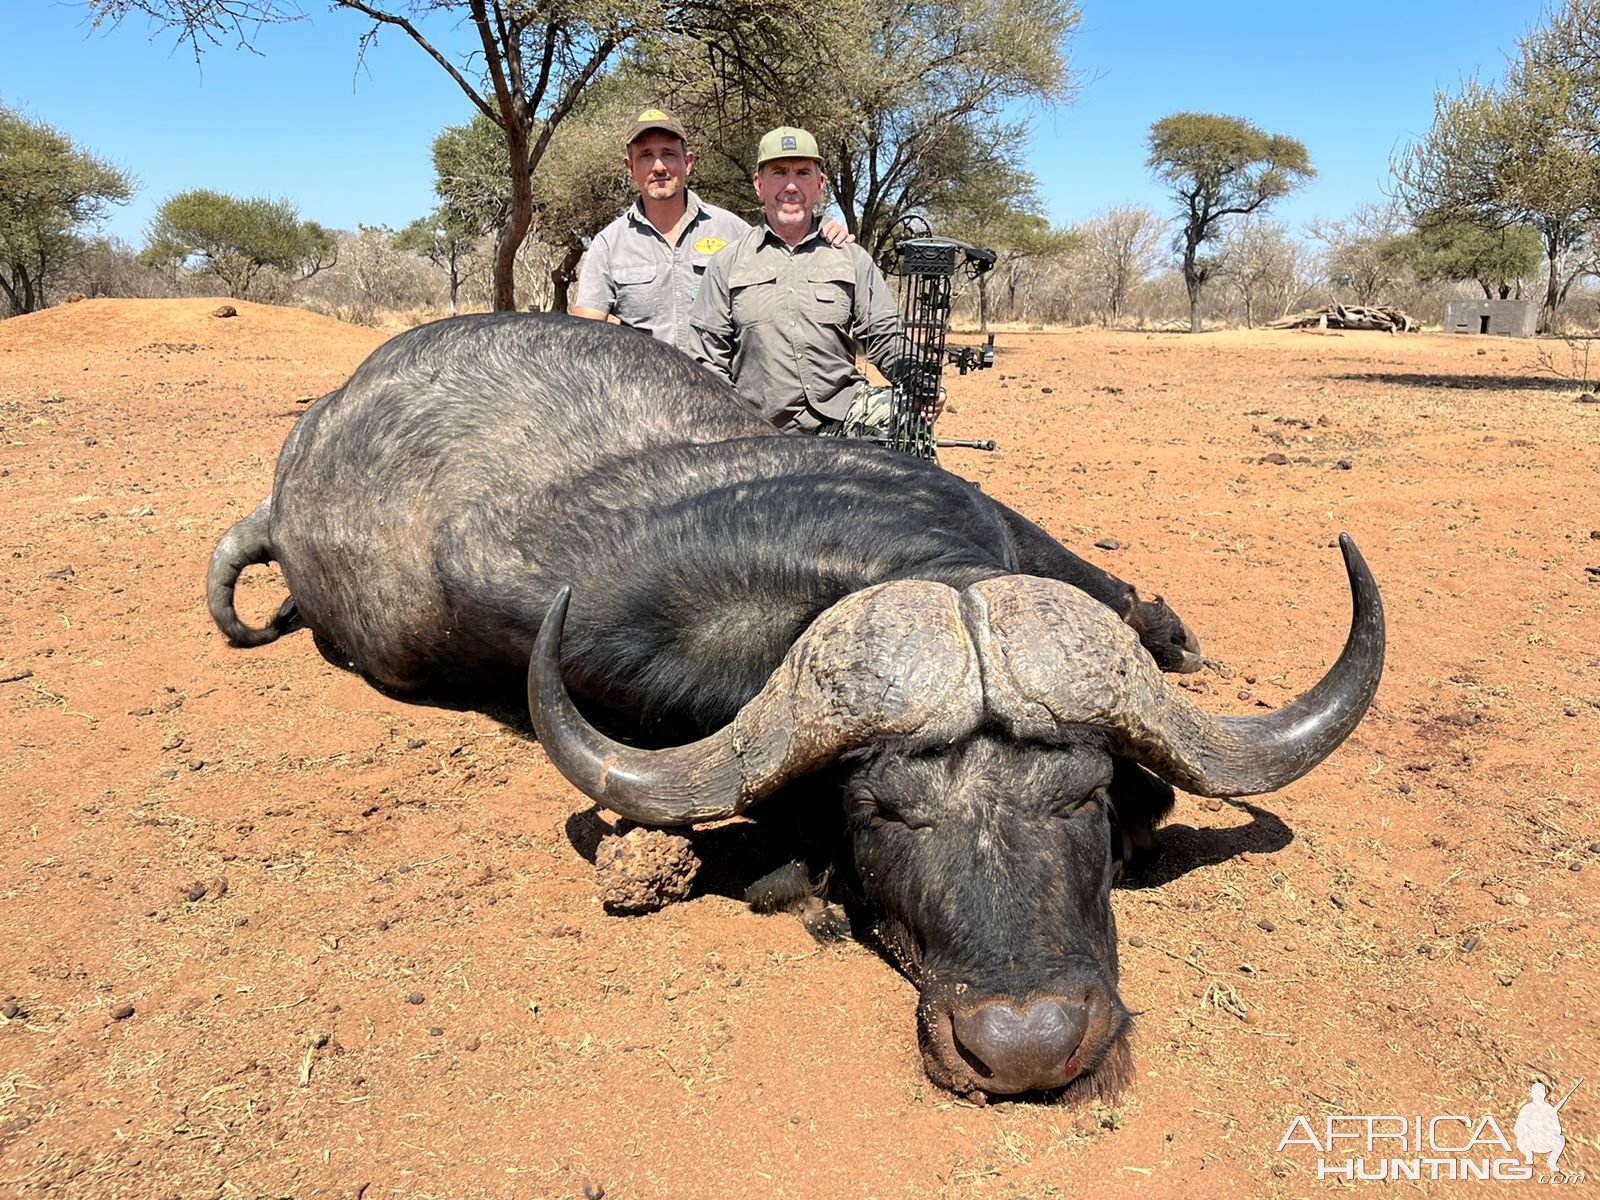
[756,126,822,168]
[625,107,688,148]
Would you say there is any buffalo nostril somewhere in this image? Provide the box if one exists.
[951,999,1090,1093]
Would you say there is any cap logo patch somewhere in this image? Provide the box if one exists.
[782,135,797,151]
[638,109,670,121]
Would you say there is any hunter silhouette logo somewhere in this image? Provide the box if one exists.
[1276,1076,1586,1183]
[1515,1079,1581,1171]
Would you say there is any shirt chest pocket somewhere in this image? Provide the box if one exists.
[613,263,660,321]
[729,263,780,326]
[807,264,856,330]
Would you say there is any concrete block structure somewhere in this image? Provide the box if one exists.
[1444,299,1539,336]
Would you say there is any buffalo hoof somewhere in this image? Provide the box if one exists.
[800,901,853,943]
[1125,593,1203,674]
[745,860,851,942]
[744,858,818,913]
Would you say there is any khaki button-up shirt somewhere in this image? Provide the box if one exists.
[575,190,749,355]
[688,220,910,431]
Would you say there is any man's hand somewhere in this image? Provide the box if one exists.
[820,218,855,247]
[903,361,945,423]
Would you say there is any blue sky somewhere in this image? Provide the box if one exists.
[8,1,1543,247]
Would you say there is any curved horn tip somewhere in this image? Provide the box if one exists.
[1335,533,1384,616]
[528,585,574,714]
[1337,532,1366,576]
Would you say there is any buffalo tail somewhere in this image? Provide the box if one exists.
[206,496,301,647]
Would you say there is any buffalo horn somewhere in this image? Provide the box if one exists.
[970,534,1385,797]
[527,582,984,825]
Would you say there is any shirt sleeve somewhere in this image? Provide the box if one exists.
[853,250,913,385]
[573,231,616,314]
[688,251,737,385]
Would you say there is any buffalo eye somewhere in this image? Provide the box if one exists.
[1059,788,1121,860]
[850,792,885,827]
[850,792,923,831]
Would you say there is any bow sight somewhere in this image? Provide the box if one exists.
[878,217,999,461]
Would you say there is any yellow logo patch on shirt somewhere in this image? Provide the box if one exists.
[693,237,729,255]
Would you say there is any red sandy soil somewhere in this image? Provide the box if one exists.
[1,298,1595,1199]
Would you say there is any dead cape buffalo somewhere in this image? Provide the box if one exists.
[208,313,1385,1101]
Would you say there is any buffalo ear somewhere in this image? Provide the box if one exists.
[1107,758,1175,865]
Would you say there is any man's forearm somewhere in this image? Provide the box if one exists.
[690,328,736,385]
[862,320,916,385]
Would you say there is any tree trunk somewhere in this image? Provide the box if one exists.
[494,118,536,312]
[550,241,584,314]
[0,265,28,315]
[1541,227,1562,335]
[1183,239,1203,333]
[977,274,990,333]
[493,205,533,312]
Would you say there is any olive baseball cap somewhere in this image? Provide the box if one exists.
[756,126,822,168]
[624,107,687,148]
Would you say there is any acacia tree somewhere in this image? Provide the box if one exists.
[1379,218,1541,300]
[393,213,483,315]
[142,190,337,297]
[424,87,633,313]
[1075,205,1166,325]
[1393,77,1596,326]
[87,0,769,311]
[519,88,640,311]
[827,0,1077,256]
[1307,202,1406,304]
[664,0,1079,257]
[1146,112,1314,332]
[0,107,132,314]
[929,146,1075,330]
[1393,4,1600,329]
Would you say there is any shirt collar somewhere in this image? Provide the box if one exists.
[627,189,705,234]
[759,215,822,251]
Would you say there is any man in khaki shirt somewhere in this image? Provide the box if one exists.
[572,108,751,356]
[688,127,924,435]
[574,108,853,357]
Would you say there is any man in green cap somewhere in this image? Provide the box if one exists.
[688,126,931,437]
[574,108,851,356]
